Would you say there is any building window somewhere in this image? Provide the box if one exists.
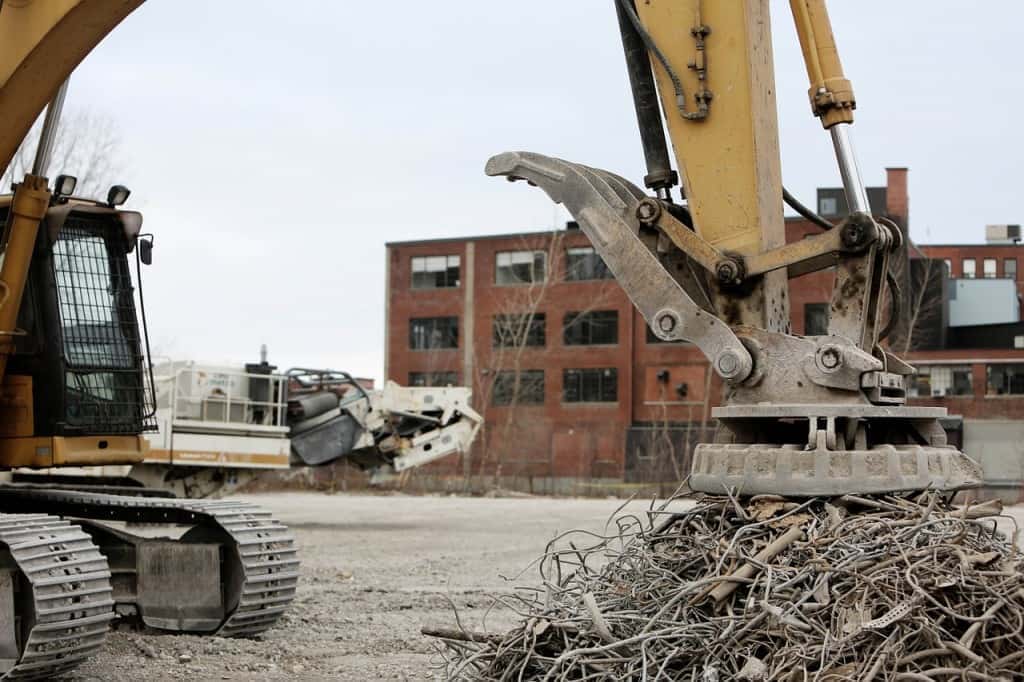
[818,197,838,217]
[943,259,952,276]
[409,317,458,350]
[962,258,976,279]
[804,303,830,336]
[411,255,460,289]
[409,371,457,387]
[983,258,997,279]
[495,250,546,285]
[908,365,973,397]
[987,364,1024,395]
[565,246,612,281]
[493,313,545,348]
[564,310,618,345]
[1005,258,1017,280]
[491,370,545,406]
[563,368,618,403]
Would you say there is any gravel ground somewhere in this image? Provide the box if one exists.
[65,492,1024,681]
[67,492,667,681]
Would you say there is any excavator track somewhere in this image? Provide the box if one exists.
[0,514,113,680]
[0,488,298,639]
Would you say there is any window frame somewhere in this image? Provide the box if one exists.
[983,258,997,279]
[908,365,973,398]
[562,367,618,404]
[565,246,613,281]
[408,316,459,350]
[411,254,461,289]
[495,250,547,286]
[962,258,976,279]
[804,302,830,336]
[563,310,619,346]
[986,363,1024,396]
[818,197,838,217]
[1005,258,1017,280]
[492,313,546,348]
[491,369,545,406]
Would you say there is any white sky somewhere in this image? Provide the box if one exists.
[59,1,1022,382]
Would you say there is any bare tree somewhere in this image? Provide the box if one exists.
[1,109,123,199]
[883,241,946,354]
[471,233,559,489]
[471,231,619,491]
[629,348,715,496]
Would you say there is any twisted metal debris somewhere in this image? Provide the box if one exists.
[425,492,1024,680]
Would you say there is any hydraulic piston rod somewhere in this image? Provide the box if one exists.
[31,77,69,177]
[830,124,870,215]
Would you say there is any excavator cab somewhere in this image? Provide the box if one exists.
[0,190,298,660]
[0,193,153,466]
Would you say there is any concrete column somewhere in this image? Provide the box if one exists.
[383,247,392,381]
[462,242,475,385]
[461,242,476,484]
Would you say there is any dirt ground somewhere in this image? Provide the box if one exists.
[67,492,671,681]
[66,492,1024,681]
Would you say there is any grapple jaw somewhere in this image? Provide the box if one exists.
[486,151,754,384]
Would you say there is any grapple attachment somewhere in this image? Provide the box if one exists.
[288,381,482,483]
[488,151,982,497]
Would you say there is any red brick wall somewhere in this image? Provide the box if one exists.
[387,231,645,480]
[385,169,1024,485]
[386,241,466,386]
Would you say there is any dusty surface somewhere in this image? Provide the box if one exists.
[66,493,1024,681]
[68,492,670,681]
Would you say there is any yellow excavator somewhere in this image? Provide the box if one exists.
[0,4,302,677]
[0,0,981,678]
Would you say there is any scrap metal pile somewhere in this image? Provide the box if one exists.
[426,492,1024,680]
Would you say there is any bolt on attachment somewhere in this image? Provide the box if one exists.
[636,198,662,225]
[715,350,743,379]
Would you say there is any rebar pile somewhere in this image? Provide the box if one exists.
[426,493,1024,680]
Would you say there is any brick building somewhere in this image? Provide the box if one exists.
[385,168,1024,497]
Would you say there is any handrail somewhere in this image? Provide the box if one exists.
[285,367,371,406]
[156,363,289,427]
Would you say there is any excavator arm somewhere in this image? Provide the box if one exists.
[489,0,982,497]
[0,0,143,175]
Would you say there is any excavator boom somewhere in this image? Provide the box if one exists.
[0,0,143,176]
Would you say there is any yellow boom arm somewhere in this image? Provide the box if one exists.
[0,0,143,175]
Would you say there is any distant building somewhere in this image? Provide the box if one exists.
[385,167,1024,499]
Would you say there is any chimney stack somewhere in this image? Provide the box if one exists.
[885,167,909,226]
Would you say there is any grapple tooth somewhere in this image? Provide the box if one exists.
[486,151,636,218]
[583,165,648,204]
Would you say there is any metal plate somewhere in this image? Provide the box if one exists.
[691,442,983,497]
[137,541,223,632]
[712,404,947,419]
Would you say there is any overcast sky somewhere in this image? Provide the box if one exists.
[58,1,1022,382]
